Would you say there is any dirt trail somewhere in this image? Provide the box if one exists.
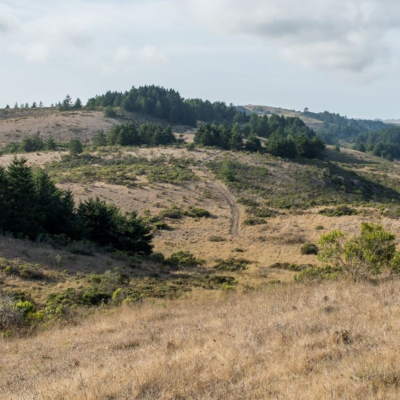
[197,151,240,237]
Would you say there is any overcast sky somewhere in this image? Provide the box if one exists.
[1,0,400,119]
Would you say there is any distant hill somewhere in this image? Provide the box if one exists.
[239,104,325,131]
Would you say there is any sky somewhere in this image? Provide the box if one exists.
[1,0,400,119]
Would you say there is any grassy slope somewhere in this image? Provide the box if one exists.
[2,114,400,396]
[2,280,400,399]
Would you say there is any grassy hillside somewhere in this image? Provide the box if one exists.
[2,105,400,398]
[2,280,400,399]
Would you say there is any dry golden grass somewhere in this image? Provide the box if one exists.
[2,280,400,399]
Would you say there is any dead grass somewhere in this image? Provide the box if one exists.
[2,280,400,399]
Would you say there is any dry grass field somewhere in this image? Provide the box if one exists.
[2,280,400,399]
[2,109,400,398]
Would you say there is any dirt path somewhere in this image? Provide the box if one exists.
[197,151,240,237]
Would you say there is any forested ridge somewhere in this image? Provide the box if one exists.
[86,85,248,126]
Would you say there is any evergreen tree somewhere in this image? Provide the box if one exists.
[60,95,73,111]
[14,103,18,109]
[93,131,107,148]
[3,158,40,237]
[68,139,83,156]
[5,104,10,109]
[73,98,82,109]
[31,102,37,108]
[44,137,57,151]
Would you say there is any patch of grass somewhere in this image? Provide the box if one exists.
[0,258,47,280]
[209,153,400,210]
[47,154,197,186]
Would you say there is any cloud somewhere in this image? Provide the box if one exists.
[0,5,17,34]
[185,0,400,78]
[115,45,169,65]
[0,0,176,64]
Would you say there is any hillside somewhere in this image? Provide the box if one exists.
[2,96,400,398]
[0,107,191,145]
[241,104,325,131]
[2,280,400,399]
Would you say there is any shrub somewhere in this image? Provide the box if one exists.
[164,251,203,268]
[317,223,400,281]
[316,225,324,230]
[68,139,83,156]
[0,293,25,332]
[269,262,311,272]
[159,206,185,220]
[104,106,117,118]
[294,265,342,282]
[186,207,210,218]
[244,217,267,226]
[213,258,251,271]
[319,205,358,217]
[209,236,226,242]
[300,243,319,255]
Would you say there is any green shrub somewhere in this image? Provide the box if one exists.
[317,223,400,280]
[244,217,267,226]
[319,205,358,217]
[269,262,311,272]
[300,243,319,255]
[186,207,210,218]
[316,225,324,230]
[104,106,117,118]
[164,251,203,268]
[213,258,251,271]
[209,236,226,242]
[294,265,342,282]
[159,206,185,220]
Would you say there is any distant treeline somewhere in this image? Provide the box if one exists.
[302,110,387,144]
[0,159,152,254]
[195,115,326,159]
[86,85,249,126]
[355,126,400,160]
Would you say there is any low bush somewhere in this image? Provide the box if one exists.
[213,258,251,271]
[270,262,311,272]
[319,205,358,217]
[164,251,204,268]
[0,293,25,332]
[300,243,319,255]
[209,236,226,242]
[244,217,267,226]
[294,265,342,282]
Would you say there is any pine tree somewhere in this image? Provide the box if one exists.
[73,98,82,109]
[4,158,40,237]
[68,139,83,156]
[31,102,37,108]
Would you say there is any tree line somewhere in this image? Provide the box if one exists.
[355,126,400,160]
[93,123,176,147]
[194,115,326,159]
[0,159,153,254]
[86,85,249,126]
